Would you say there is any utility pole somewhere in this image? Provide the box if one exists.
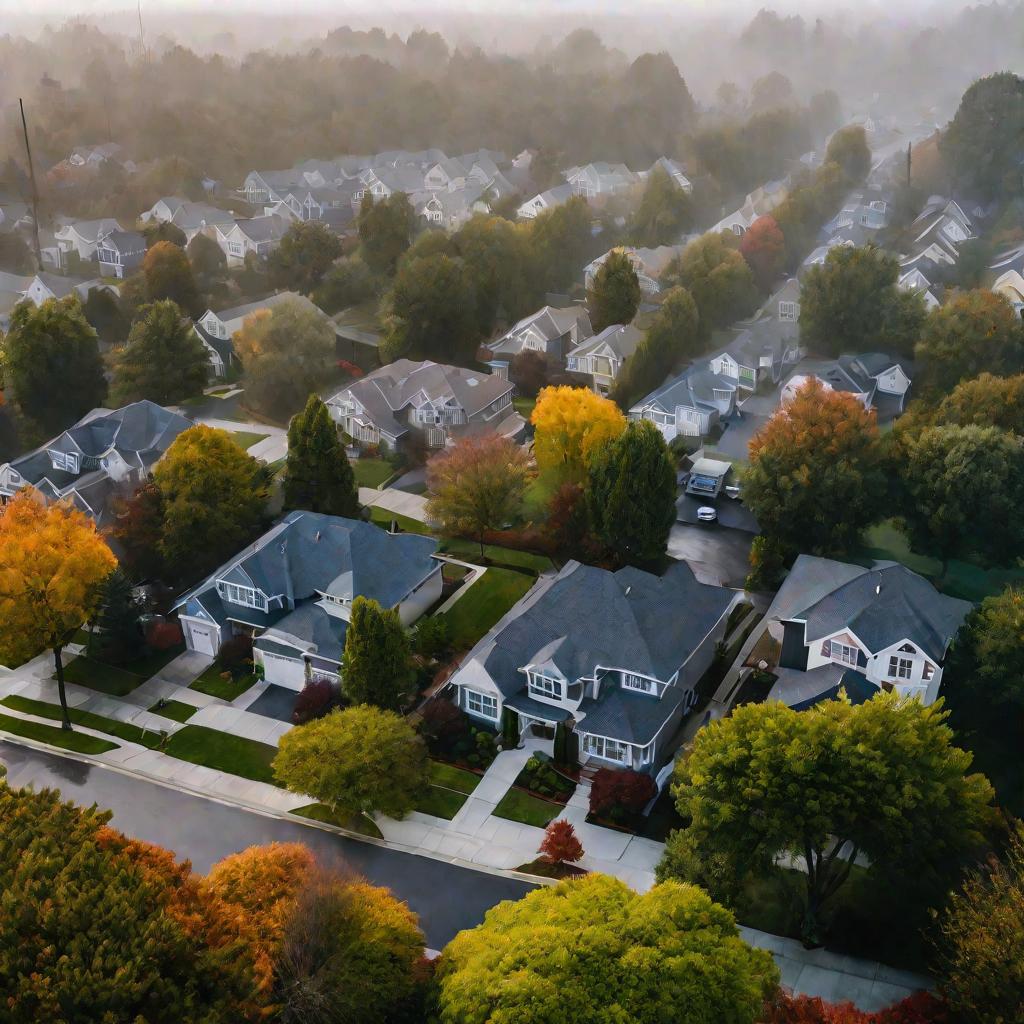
[18,98,43,273]
[906,142,912,189]
[137,0,147,63]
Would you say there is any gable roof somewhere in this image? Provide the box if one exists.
[488,304,592,355]
[633,366,736,416]
[568,322,643,361]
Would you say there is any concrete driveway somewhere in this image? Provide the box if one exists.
[668,522,755,588]
[715,412,769,462]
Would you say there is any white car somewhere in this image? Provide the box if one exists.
[696,506,718,523]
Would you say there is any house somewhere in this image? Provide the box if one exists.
[0,401,191,525]
[270,185,359,226]
[801,238,855,277]
[708,318,802,391]
[483,304,593,375]
[417,183,490,231]
[171,203,237,243]
[140,196,187,224]
[764,555,972,708]
[450,559,742,773]
[782,352,912,417]
[0,270,114,329]
[630,367,739,441]
[772,277,801,323]
[822,191,890,235]
[68,143,134,172]
[565,162,636,199]
[53,218,122,266]
[327,359,522,450]
[424,157,469,191]
[902,197,974,269]
[175,512,442,687]
[566,323,644,395]
[898,267,942,310]
[583,245,683,296]
[96,230,147,279]
[710,178,789,236]
[990,243,1024,317]
[517,183,574,220]
[644,157,693,194]
[216,214,290,265]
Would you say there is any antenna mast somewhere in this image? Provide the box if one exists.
[18,98,43,273]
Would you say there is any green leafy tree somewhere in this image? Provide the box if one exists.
[152,425,270,581]
[528,195,592,292]
[89,568,143,664]
[800,245,926,358]
[629,165,692,247]
[742,378,887,558]
[143,240,202,316]
[897,424,1024,566]
[915,289,1024,395]
[340,596,413,711]
[660,692,994,944]
[357,192,416,276]
[312,255,378,315]
[3,297,107,434]
[587,249,642,333]
[81,286,130,346]
[110,300,211,405]
[824,124,871,184]
[932,373,1024,434]
[435,873,779,1024]
[273,705,428,821]
[380,252,478,364]
[233,299,336,420]
[587,420,676,565]
[187,232,227,282]
[268,220,344,294]
[953,238,994,290]
[283,394,359,518]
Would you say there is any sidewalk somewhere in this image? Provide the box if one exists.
[359,486,431,523]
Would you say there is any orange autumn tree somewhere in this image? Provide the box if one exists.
[0,491,116,728]
[531,385,626,482]
[538,819,584,866]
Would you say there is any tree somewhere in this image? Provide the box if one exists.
[110,480,166,580]
[188,231,227,281]
[750,70,796,113]
[269,220,344,294]
[435,874,779,1024]
[940,72,1024,200]
[0,786,259,1023]
[273,706,428,822]
[665,232,758,335]
[143,240,202,316]
[660,692,994,944]
[357,192,416,276]
[531,385,626,483]
[740,215,785,291]
[587,249,642,333]
[931,372,1024,434]
[509,349,548,399]
[2,297,107,435]
[587,420,676,565]
[588,767,657,820]
[313,255,378,315]
[283,394,359,518]
[380,252,478,365]
[0,231,32,273]
[897,424,1024,566]
[528,196,592,292]
[742,378,887,557]
[426,434,530,557]
[824,125,871,184]
[233,299,336,420]
[0,492,116,728]
[915,290,1024,395]
[81,285,129,346]
[143,219,188,248]
[90,567,142,664]
[110,300,211,406]
[800,245,926,358]
[152,425,269,581]
[340,597,413,710]
[538,819,584,865]
[952,237,993,290]
[629,165,692,247]
[938,824,1024,1024]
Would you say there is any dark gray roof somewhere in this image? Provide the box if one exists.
[633,366,735,415]
[568,323,643,361]
[578,685,687,745]
[102,229,146,256]
[194,322,234,365]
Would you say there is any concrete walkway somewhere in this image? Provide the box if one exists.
[359,486,431,523]
[193,415,288,464]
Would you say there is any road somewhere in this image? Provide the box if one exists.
[0,741,533,948]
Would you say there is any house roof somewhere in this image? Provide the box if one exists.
[568,323,643,361]
[489,304,592,356]
[633,366,735,416]
[768,664,879,710]
[234,214,289,244]
[101,230,146,256]
[172,202,235,232]
[208,291,329,332]
[57,218,121,244]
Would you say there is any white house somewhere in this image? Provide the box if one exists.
[483,304,593,375]
[97,230,147,279]
[517,183,575,220]
[583,245,683,296]
[216,214,290,265]
[566,323,644,395]
[782,353,912,416]
[53,218,122,265]
[710,178,789,236]
[630,367,738,441]
[565,162,636,198]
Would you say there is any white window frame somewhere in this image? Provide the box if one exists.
[466,689,498,720]
[622,672,654,694]
[582,734,630,764]
[889,656,913,680]
[217,581,267,611]
[65,452,79,474]
[830,641,859,667]
[228,241,244,256]
[528,672,563,700]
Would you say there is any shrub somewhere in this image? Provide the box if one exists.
[218,634,254,676]
[419,699,469,747]
[538,819,584,864]
[475,730,497,763]
[501,706,520,749]
[762,991,950,1023]
[146,619,183,649]
[292,678,340,725]
[510,349,549,399]
[413,617,450,660]
[588,767,657,820]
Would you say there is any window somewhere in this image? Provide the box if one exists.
[529,672,563,700]
[217,582,267,611]
[228,241,243,256]
[781,302,799,325]
[622,673,654,694]
[889,656,913,680]
[49,450,67,471]
[65,453,79,474]
[830,641,859,666]
[466,689,498,719]
[582,734,630,763]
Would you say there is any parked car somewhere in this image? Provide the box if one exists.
[696,506,718,523]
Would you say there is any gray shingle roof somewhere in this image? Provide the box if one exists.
[568,323,643,361]
[578,685,686,745]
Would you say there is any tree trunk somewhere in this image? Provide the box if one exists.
[478,529,486,561]
[53,646,73,731]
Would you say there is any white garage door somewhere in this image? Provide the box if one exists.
[259,651,307,691]
[187,622,218,657]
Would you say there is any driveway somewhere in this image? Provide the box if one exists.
[668,522,755,588]
[714,412,769,463]
[677,494,759,533]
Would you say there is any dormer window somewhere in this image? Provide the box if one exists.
[528,671,563,700]
[65,453,79,474]
[829,640,859,667]
[217,581,267,611]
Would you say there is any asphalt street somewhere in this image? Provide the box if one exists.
[0,740,534,948]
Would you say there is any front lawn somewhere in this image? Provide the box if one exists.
[493,787,561,828]
[352,458,394,489]
[414,785,469,819]
[148,699,197,723]
[291,803,384,839]
[429,760,481,795]
[436,568,536,649]
[164,725,278,785]
[230,430,270,451]
[60,657,145,697]
[521,471,559,523]
[114,643,186,679]
[1,696,164,749]
[189,664,258,702]
[0,710,118,754]
[439,538,555,573]
[368,507,431,534]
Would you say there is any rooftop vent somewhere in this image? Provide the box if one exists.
[466,377,479,386]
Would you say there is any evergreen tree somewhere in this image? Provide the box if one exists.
[283,394,360,518]
[90,568,143,665]
[587,420,676,565]
[587,249,642,333]
[340,596,413,710]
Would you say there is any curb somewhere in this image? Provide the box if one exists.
[0,729,555,889]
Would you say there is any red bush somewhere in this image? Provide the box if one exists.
[218,634,253,675]
[763,992,949,1024]
[875,993,949,1024]
[292,678,340,725]
[146,619,183,650]
[336,359,364,378]
[588,768,657,819]
[419,699,469,744]
[538,819,584,864]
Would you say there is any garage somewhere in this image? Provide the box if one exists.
[184,619,219,657]
[257,650,308,691]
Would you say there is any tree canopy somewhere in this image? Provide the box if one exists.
[340,596,413,711]
[143,240,202,316]
[823,124,871,183]
[435,873,779,1024]
[269,220,344,294]
[358,192,416,275]
[531,386,626,482]
[665,232,758,335]
[739,215,785,291]
[629,165,692,247]
[283,394,359,519]
[587,249,642,333]
[931,373,1024,434]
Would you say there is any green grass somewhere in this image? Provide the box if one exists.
[164,726,278,785]
[0,710,118,754]
[368,506,431,534]
[114,643,186,679]
[513,396,536,421]
[493,787,561,827]
[1,696,165,749]
[352,458,395,489]
[429,760,481,795]
[439,538,555,573]
[291,803,384,839]
[189,665,258,701]
[521,471,559,523]
[414,785,469,819]
[60,657,144,697]
[436,567,536,649]
[148,700,197,723]
[230,430,270,450]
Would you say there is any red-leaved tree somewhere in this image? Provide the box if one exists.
[588,768,657,820]
[763,991,949,1024]
[740,215,786,291]
[538,819,584,865]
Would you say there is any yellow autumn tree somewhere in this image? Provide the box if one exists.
[0,491,116,728]
[531,385,626,481]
